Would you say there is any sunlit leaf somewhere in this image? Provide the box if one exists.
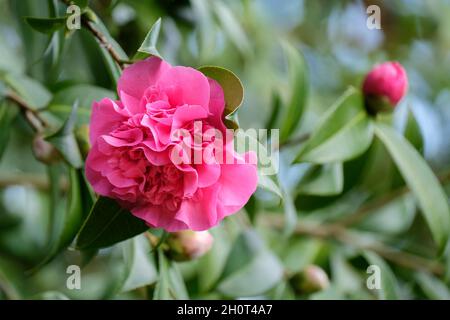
[134,18,162,60]
[375,122,450,254]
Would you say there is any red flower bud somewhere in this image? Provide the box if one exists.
[291,265,330,295]
[362,61,408,113]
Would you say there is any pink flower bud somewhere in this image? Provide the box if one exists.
[32,135,61,164]
[362,61,408,113]
[291,265,330,294]
[166,230,214,261]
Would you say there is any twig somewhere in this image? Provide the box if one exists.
[0,173,68,191]
[261,215,445,276]
[6,91,47,132]
[81,18,126,69]
[335,170,450,228]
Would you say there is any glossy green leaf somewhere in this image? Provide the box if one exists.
[32,168,93,271]
[217,230,283,297]
[46,102,83,168]
[0,100,19,160]
[25,17,66,34]
[364,252,399,300]
[279,41,308,142]
[2,73,51,110]
[375,122,450,253]
[134,18,162,60]
[50,84,116,110]
[295,88,374,164]
[404,105,423,153]
[76,196,148,250]
[121,235,157,292]
[297,163,343,196]
[198,66,244,116]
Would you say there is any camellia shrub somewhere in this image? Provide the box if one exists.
[0,0,450,300]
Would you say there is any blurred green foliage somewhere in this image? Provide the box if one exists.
[1,0,450,300]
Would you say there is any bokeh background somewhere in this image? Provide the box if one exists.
[1,0,450,299]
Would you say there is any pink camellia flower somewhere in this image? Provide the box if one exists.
[85,57,257,231]
[362,61,408,112]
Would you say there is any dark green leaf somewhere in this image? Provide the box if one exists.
[25,17,66,34]
[279,41,308,142]
[50,84,116,110]
[403,105,423,153]
[73,0,89,9]
[198,66,244,116]
[295,87,374,164]
[297,163,343,196]
[375,122,450,253]
[76,196,149,250]
[46,102,83,168]
[134,18,162,60]
[0,100,19,159]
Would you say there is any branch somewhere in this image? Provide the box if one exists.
[261,215,445,276]
[6,91,47,132]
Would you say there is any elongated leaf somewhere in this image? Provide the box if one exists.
[404,105,423,153]
[76,196,148,250]
[2,73,51,110]
[297,163,343,196]
[31,168,93,271]
[375,123,450,253]
[121,235,157,292]
[0,100,19,159]
[416,272,450,299]
[198,66,244,116]
[364,251,399,300]
[134,18,162,60]
[51,84,116,110]
[153,249,188,300]
[279,41,308,142]
[46,102,83,168]
[25,17,66,34]
[217,230,283,297]
[295,88,374,164]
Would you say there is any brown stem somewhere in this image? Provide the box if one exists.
[81,18,126,69]
[261,215,445,276]
[6,91,47,132]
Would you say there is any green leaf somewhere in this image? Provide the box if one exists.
[134,18,162,60]
[153,249,188,300]
[295,87,374,164]
[217,230,284,297]
[2,73,51,110]
[297,163,343,196]
[73,0,89,9]
[415,272,450,299]
[364,252,399,300]
[0,100,19,159]
[25,17,66,34]
[281,187,297,237]
[374,122,450,253]
[76,196,149,250]
[31,167,93,271]
[257,175,282,199]
[403,105,423,153]
[46,102,83,168]
[50,84,116,110]
[279,41,308,142]
[211,1,250,55]
[121,235,157,292]
[198,227,232,293]
[198,66,244,116]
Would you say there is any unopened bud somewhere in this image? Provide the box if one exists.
[362,61,408,114]
[32,135,61,164]
[166,230,214,262]
[291,265,330,294]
